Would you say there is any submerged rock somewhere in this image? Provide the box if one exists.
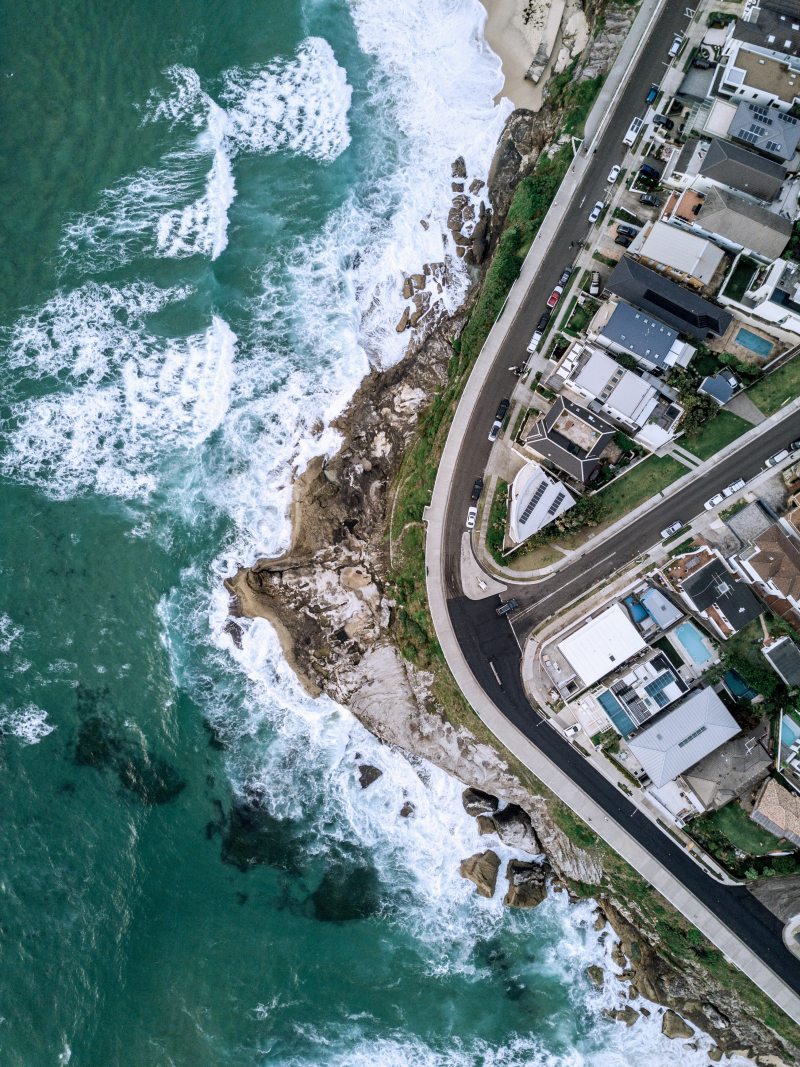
[309,862,380,922]
[460,850,500,898]
[220,792,304,873]
[462,786,499,817]
[662,1010,694,1040]
[585,964,605,991]
[73,714,185,805]
[504,859,547,909]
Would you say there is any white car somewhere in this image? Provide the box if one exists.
[588,200,604,224]
[466,506,478,530]
[765,449,789,468]
[607,164,621,184]
[660,521,683,539]
[704,492,724,511]
[723,478,746,497]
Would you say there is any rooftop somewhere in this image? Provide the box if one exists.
[606,258,732,340]
[764,635,800,687]
[627,687,741,788]
[698,369,740,404]
[681,556,764,634]
[698,137,785,200]
[728,99,800,161]
[508,462,576,544]
[730,44,800,102]
[676,183,792,260]
[735,6,800,60]
[747,523,800,600]
[637,222,725,286]
[751,777,800,848]
[558,603,648,689]
[524,397,615,484]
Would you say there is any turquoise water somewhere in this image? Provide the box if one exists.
[623,596,648,625]
[782,715,800,748]
[673,622,713,666]
[597,692,636,737]
[0,2,734,1064]
[735,327,773,357]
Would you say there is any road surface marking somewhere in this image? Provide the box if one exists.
[489,661,502,686]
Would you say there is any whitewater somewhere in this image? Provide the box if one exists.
[0,0,752,1063]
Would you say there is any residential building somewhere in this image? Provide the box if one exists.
[671,552,763,638]
[727,100,800,162]
[718,38,800,112]
[751,777,800,847]
[763,635,800,686]
[734,522,800,625]
[595,651,688,737]
[683,721,773,812]
[636,221,726,288]
[592,299,696,372]
[508,462,575,545]
[558,343,658,429]
[557,603,648,690]
[627,687,741,788]
[735,3,800,61]
[693,137,785,200]
[523,396,614,485]
[605,258,732,340]
[723,255,800,335]
[698,369,740,405]
[665,184,792,261]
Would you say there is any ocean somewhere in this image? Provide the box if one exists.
[0,1,744,1063]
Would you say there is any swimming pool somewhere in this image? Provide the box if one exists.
[735,327,773,357]
[623,594,648,624]
[673,621,713,666]
[781,714,800,749]
[597,690,636,737]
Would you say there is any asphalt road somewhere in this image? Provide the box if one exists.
[439,4,800,1000]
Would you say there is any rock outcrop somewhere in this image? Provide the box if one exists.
[460,850,501,898]
[478,803,541,855]
[462,787,500,817]
[661,1010,694,1041]
[504,858,548,908]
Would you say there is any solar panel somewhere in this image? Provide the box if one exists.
[749,124,767,136]
[786,113,799,125]
[519,480,547,523]
[766,140,783,152]
[546,491,566,517]
[751,105,769,119]
[738,129,759,144]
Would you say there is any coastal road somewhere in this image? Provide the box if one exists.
[427,0,800,1019]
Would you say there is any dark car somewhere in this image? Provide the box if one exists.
[693,56,712,70]
[615,235,632,247]
[646,84,658,105]
[652,114,674,131]
[495,398,510,421]
[536,311,551,331]
[639,192,660,207]
[471,477,484,501]
[558,266,572,287]
[488,398,510,442]
[639,162,661,181]
[791,439,800,452]
[617,224,639,238]
[496,598,519,617]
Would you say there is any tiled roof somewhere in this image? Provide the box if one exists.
[751,778,800,848]
[699,137,785,201]
[750,525,800,602]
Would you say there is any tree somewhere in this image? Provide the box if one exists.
[681,393,718,435]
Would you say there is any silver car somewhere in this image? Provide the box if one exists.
[588,200,604,223]
[723,478,745,497]
[466,506,478,530]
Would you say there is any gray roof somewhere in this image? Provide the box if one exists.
[764,636,800,687]
[698,370,739,404]
[628,688,740,787]
[640,586,684,629]
[692,184,792,259]
[675,138,702,176]
[735,7,800,60]
[599,301,679,369]
[728,100,800,162]
[681,557,763,632]
[524,397,614,484]
[606,258,732,340]
[699,138,785,201]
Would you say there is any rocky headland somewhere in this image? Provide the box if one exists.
[223,4,800,1063]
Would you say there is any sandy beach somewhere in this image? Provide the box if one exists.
[479,0,589,110]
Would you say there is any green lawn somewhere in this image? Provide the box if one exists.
[748,358,800,416]
[596,455,685,524]
[722,255,758,303]
[701,802,784,856]
[681,410,751,461]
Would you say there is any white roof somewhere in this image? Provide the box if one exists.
[558,604,647,687]
[639,221,725,285]
[628,688,740,787]
[508,462,575,544]
[570,349,658,425]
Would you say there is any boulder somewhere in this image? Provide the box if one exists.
[585,964,604,991]
[482,804,541,854]
[708,1049,722,1063]
[451,155,466,179]
[459,849,500,898]
[604,1005,639,1027]
[462,786,499,816]
[358,764,382,789]
[469,178,485,194]
[504,859,548,908]
[451,182,464,192]
[476,814,495,835]
[661,1010,693,1040]
[409,273,426,292]
[402,277,413,299]
[395,307,410,333]
[399,801,415,818]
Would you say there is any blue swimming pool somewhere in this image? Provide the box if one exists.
[736,327,773,357]
[623,594,648,624]
[782,715,800,748]
[597,690,636,737]
[673,621,712,666]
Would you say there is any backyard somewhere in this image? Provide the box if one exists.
[747,358,800,416]
[692,802,784,859]
[595,454,685,524]
[681,410,751,461]
[722,255,758,303]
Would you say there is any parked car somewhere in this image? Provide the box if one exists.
[495,598,519,617]
[558,266,573,286]
[765,449,789,469]
[704,492,724,510]
[607,163,622,183]
[723,477,746,497]
[466,506,478,530]
[639,162,661,181]
[615,235,632,248]
[623,116,644,147]
[639,192,661,207]
[660,521,683,539]
[790,439,800,451]
[471,477,484,501]
[617,223,639,238]
[488,398,510,442]
[588,200,604,223]
[669,35,683,58]
[652,114,674,131]
[527,311,551,352]
[646,84,658,105]
[693,56,712,70]
[527,328,544,353]
[547,285,564,309]
[589,270,601,296]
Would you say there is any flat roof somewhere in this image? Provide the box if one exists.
[606,258,732,339]
[628,688,740,787]
[640,587,683,629]
[599,301,679,367]
[764,635,800,687]
[638,222,725,285]
[558,603,647,688]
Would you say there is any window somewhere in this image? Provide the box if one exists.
[678,725,707,748]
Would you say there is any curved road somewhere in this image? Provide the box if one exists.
[433,2,800,1011]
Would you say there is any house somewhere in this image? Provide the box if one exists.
[557,603,648,690]
[734,523,800,625]
[666,184,792,261]
[718,39,800,112]
[763,635,800,687]
[595,651,689,736]
[508,462,575,545]
[751,777,800,847]
[698,369,740,405]
[734,3,800,62]
[523,396,614,485]
[676,554,763,638]
[727,100,800,163]
[627,687,740,788]
[723,256,800,335]
[559,343,659,430]
[636,222,726,288]
[605,258,732,340]
[592,300,696,372]
[698,138,786,200]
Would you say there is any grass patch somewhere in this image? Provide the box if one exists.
[722,255,759,302]
[564,299,593,337]
[702,803,785,856]
[595,455,685,524]
[681,410,750,461]
[486,479,509,565]
[592,251,617,268]
[748,357,800,416]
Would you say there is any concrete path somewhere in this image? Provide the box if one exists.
[725,392,767,426]
[666,442,703,469]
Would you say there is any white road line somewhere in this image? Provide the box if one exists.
[489,661,502,686]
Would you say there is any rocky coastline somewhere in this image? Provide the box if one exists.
[222,6,800,1063]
